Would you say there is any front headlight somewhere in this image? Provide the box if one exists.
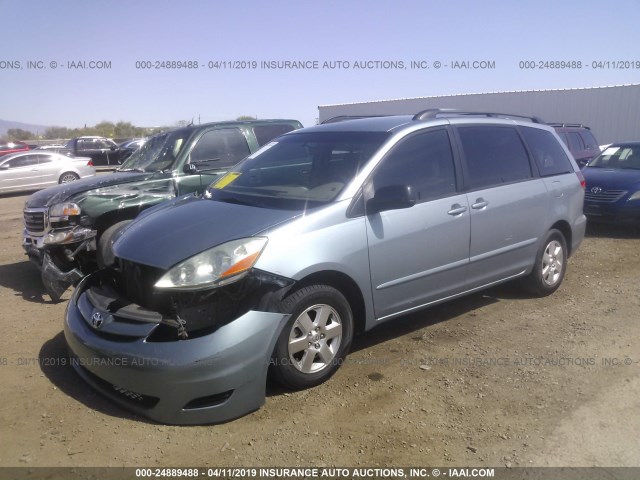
[154,237,268,291]
[628,190,640,201]
[49,202,81,218]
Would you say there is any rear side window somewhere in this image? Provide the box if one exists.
[579,130,598,150]
[190,128,250,169]
[457,126,531,190]
[521,127,573,177]
[372,128,457,203]
[253,124,295,146]
[567,132,584,152]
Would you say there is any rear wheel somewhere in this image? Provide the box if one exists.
[522,229,567,296]
[270,284,354,390]
[59,172,79,184]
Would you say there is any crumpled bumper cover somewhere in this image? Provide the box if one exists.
[64,275,290,425]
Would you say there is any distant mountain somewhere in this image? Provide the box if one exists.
[0,119,51,137]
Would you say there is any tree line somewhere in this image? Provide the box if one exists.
[1,121,164,142]
[2,116,259,143]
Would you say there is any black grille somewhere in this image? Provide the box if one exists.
[24,211,45,232]
[584,189,627,203]
[116,259,166,310]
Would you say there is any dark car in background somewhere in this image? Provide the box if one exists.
[551,123,600,168]
[0,141,30,157]
[582,142,640,225]
[118,138,147,162]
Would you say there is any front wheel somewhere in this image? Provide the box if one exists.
[270,284,354,390]
[522,229,567,296]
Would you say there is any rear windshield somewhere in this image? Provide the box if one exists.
[206,131,390,210]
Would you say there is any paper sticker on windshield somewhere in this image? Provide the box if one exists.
[247,141,278,159]
[212,172,241,189]
[602,147,620,156]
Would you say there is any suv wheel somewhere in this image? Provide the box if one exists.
[97,220,132,268]
[522,229,567,296]
[271,285,353,390]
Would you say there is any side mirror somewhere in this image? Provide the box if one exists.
[367,185,416,214]
[183,163,198,175]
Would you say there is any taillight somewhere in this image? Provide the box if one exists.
[87,160,94,166]
[576,171,586,189]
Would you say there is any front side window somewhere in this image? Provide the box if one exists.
[521,127,573,177]
[190,128,250,170]
[458,126,532,190]
[207,131,389,210]
[371,129,457,203]
[7,155,38,168]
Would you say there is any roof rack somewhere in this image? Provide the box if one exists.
[547,122,590,129]
[412,108,544,124]
[320,115,389,124]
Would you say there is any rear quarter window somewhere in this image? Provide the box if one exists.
[457,126,532,190]
[579,129,598,150]
[253,124,295,146]
[521,127,573,177]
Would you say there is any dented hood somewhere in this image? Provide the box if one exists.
[24,172,155,208]
[112,196,300,270]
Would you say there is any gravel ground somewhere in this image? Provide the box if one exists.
[0,191,639,468]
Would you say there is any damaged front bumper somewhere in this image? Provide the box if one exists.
[23,226,97,301]
[64,273,291,424]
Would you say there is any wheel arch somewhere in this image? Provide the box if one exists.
[288,270,368,335]
[549,220,573,256]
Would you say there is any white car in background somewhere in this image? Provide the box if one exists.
[0,151,95,194]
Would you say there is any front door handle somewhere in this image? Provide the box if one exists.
[447,204,468,216]
[471,198,489,209]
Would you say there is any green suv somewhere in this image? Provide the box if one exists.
[22,119,302,300]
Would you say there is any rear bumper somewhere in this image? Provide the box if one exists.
[64,275,289,424]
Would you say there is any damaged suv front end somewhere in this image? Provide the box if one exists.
[23,120,302,301]
[23,171,177,300]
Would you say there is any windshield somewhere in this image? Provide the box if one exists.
[588,146,640,170]
[117,130,191,172]
[206,131,389,210]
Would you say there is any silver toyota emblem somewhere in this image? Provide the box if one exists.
[591,187,602,194]
[91,312,104,329]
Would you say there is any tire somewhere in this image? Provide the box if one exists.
[59,172,79,184]
[522,229,567,297]
[270,284,354,390]
[97,220,132,268]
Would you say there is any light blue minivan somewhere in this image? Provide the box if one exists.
[64,109,587,424]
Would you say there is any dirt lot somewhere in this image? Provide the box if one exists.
[0,190,639,468]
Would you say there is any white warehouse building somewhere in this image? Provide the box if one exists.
[318,84,640,145]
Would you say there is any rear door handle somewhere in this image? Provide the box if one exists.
[471,199,489,209]
[447,204,468,216]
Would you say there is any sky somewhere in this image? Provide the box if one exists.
[1,0,639,129]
